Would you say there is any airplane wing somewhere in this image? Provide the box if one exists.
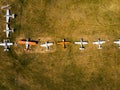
[93,41,106,44]
[57,41,70,45]
[18,41,36,45]
[47,43,53,46]
[74,42,81,44]
[57,42,64,44]
[82,42,88,44]
[28,42,36,45]
[40,42,53,47]
[64,42,71,44]
[93,41,99,44]
[0,43,5,46]
[114,41,120,44]
[99,41,106,44]
[75,41,88,44]
[18,41,26,44]
[40,44,46,47]
[7,43,13,46]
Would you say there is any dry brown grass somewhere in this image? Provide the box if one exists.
[0,0,120,90]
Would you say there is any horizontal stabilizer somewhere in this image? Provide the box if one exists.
[4,48,9,51]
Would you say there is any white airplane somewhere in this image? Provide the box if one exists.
[4,24,14,38]
[74,38,88,50]
[1,4,10,9]
[113,38,120,48]
[93,38,106,49]
[0,39,13,51]
[4,9,15,23]
[40,42,54,51]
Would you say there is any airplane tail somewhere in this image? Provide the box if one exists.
[3,30,6,32]
[98,46,102,49]
[63,44,66,48]
[11,28,14,32]
[12,14,15,18]
[4,48,9,51]
[24,48,31,52]
[46,46,49,51]
[79,44,84,50]
[119,44,120,48]
[79,47,85,50]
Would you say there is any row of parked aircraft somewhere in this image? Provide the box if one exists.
[0,5,15,51]
[0,5,120,52]
[0,38,120,52]
[1,5,15,37]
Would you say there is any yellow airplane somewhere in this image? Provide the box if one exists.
[57,39,71,48]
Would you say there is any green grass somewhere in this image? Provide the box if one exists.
[0,0,120,90]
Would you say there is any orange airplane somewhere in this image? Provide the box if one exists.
[57,39,71,48]
[18,38,37,51]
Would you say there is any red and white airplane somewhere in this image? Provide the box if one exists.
[18,38,37,52]
[57,39,71,48]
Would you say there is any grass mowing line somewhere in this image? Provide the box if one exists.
[0,0,120,89]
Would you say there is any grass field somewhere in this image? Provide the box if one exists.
[0,0,120,90]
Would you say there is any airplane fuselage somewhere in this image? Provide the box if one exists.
[25,40,29,51]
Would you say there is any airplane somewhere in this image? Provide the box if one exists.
[93,38,106,49]
[4,24,14,38]
[113,38,120,48]
[1,4,10,9]
[57,39,70,48]
[0,39,13,51]
[40,42,54,51]
[4,9,15,23]
[18,38,37,52]
[74,38,88,50]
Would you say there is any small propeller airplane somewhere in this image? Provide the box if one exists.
[93,38,106,49]
[113,38,120,48]
[74,38,88,50]
[0,39,13,51]
[18,38,37,52]
[40,42,54,51]
[4,9,15,23]
[4,24,14,38]
[57,39,71,48]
